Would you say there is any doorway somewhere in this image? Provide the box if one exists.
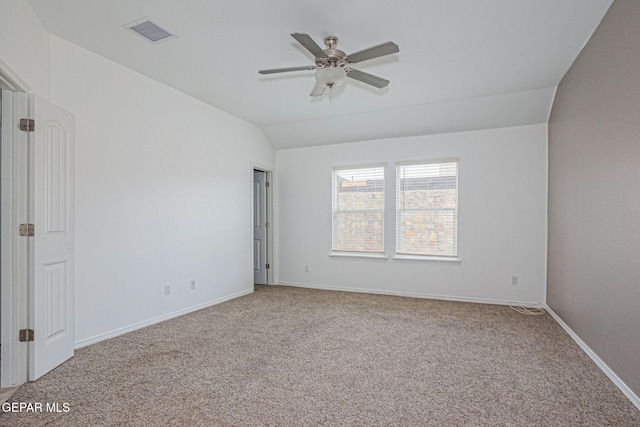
[0,65,76,389]
[252,166,273,286]
[0,72,30,391]
[1,89,3,388]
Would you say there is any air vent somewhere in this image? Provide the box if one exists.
[125,18,176,44]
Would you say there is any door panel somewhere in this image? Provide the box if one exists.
[30,95,75,380]
[253,171,268,285]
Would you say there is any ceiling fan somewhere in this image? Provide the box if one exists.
[259,33,399,97]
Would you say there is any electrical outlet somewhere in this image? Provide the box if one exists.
[511,276,519,286]
[164,284,171,295]
[304,265,310,273]
[190,280,196,290]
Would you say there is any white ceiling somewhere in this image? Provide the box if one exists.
[27,0,613,149]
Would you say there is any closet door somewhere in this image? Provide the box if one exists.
[30,95,75,380]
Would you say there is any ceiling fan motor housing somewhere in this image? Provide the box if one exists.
[316,37,348,69]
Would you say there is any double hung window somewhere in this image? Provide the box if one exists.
[396,159,458,258]
[331,165,385,255]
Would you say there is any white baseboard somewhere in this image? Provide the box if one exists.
[74,288,253,349]
[543,305,640,411]
[276,281,542,307]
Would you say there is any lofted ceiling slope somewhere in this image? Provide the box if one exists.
[27,0,613,149]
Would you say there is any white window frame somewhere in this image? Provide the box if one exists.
[331,164,386,258]
[394,158,459,261]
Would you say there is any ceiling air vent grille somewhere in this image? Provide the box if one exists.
[125,19,176,44]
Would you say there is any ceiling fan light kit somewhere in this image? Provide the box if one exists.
[259,33,399,98]
[315,67,346,88]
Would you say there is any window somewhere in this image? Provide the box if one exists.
[396,159,458,258]
[332,165,385,255]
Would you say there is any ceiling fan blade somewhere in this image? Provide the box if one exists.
[310,82,326,97]
[291,33,328,58]
[346,69,390,89]
[259,65,316,75]
[347,41,399,63]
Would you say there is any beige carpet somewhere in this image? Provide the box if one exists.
[1,285,638,426]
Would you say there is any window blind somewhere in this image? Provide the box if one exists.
[332,166,385,253]
[396,160,458,257]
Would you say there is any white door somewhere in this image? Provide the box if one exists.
[29,95,75,380]
[253,170,268,285]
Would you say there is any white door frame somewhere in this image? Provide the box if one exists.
[0,62,30,388]
[250,163,274,286]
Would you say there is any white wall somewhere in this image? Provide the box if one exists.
[0,0,50,96]
[275,124,547,304]
[48,36,274,345]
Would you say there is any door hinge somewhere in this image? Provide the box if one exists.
[266,263,270,269]
[265,181,270,188]
[265,222,269,228]
[19,223,35,237]
[19,329,34,342]
[19,118,35,132]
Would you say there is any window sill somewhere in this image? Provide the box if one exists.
[392,255,461,263]
[329,252,388,260]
